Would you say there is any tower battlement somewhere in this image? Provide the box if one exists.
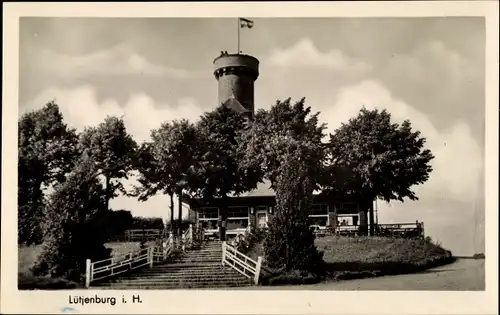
[213,53,259,116]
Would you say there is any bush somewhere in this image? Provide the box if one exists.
[132,216,165,231]
[18,273,80,290]
[261,269,321,286]
[263,154,325,279]
[31,154,111,283]
[236,227,266,253]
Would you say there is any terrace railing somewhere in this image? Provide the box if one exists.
[85,233,176,288]
[125,229,161,242]
[221,241,262,285]
[375,221,424,238]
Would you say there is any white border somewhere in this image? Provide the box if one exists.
[2,2,498,314]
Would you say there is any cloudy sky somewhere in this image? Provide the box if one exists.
[19,17,485,256]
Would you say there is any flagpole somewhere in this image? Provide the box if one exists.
[237,17,240,54]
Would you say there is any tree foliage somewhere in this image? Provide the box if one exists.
[325,107,434,202]
[79,116,137,211]
[325,107,434,235]
[18,101,79,245]
[134,119,201,231]
[194,105,262,199]
[32,154,111,282]
[263,152,325,275]
[240,98,326,190]
[242,98,326,274]
[131,217,165,230]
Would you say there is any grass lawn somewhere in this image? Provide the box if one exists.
[18,241,154,290]
[246,235,454,284]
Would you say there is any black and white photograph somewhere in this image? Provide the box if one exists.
[2,2,498,314]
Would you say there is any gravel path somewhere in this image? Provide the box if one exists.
[234,259,485,291]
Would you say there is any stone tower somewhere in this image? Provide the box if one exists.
[213,53,259,119]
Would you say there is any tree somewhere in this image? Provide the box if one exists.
[79,116,137,211]
[263,152,325,275]
[32,153,111,282]
[18,101,79,245]
[325,107,434,235]
[241,98,326,275]
[134,119,201,235]
[131,217,165,230]
[194,105,262,240]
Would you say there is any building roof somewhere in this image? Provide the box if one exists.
[240,181,275,197]
[222,96,251,114]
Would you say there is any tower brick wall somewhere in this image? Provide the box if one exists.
[213,54,259,115]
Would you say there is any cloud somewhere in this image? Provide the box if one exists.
[33,44,198,80]
[26,85,207,221]
[27,85,204,143]
[379,40,484,142]
[323,80,483,203]
[267,39,372,74]
[320,80,484,255]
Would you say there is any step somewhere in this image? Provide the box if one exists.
[122,266,231,276]
[150,262,224,269]
[95,282,250,289]
[136,268,231,275]
[115,270,247,279]
[96,276,249,284]
[98,279,250,287]
[109,277,249,284]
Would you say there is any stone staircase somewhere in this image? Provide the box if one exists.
[94,240,252,289]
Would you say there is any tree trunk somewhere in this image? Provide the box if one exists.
[219,196,227,241]
[177,190,182,237]
[104,175,110,211]
[368,200,375,236]
[169,193,174,233]
[358,198,369,236]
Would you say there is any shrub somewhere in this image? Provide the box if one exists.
[236,226,266,253]
[18,273,80,290]
[31,154,111,283]
[263,153,325,279]
[262,269,321,286]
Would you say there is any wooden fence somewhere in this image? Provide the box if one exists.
[222,241,262,285]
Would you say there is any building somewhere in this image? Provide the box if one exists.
[181,51,368,239]
[183,191,364,237]
[213,52,259,120]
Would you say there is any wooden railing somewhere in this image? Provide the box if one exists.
[85,233,175,288]
[221,241,262,285]
[85,246,153,287]
[375,221,424,238]
[181,224,194,251]
[125,229,161,242]
[153,233,175,263]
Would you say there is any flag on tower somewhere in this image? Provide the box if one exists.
[240,18,254,28]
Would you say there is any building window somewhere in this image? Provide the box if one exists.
[199,207,218,231]
[227,206,249,218]
[226,206,249,230]
[308,204,328,228]
[310,216,328,227]
[336,203,359,215]
[199,207,218,219]
[309,204,328,216]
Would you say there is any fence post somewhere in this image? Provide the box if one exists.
[85,259,91,288]
[162,237,167,260]
[221,241,226,266]
[189,224,193,247]
[149,247,154,267]
[182,233,186,252]
[254,256,263,285]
